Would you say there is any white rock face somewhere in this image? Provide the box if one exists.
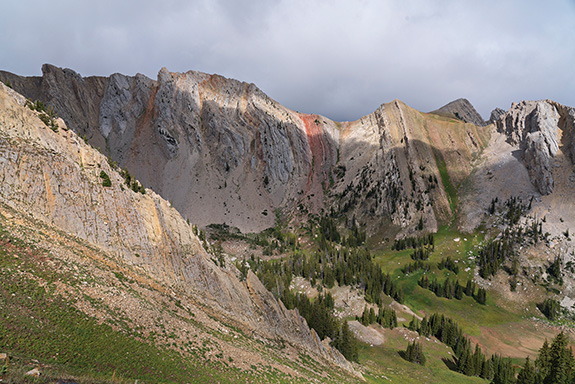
[497,100,575,195]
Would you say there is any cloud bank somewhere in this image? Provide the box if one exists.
[1,0,574,121]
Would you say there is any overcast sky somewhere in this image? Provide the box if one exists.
[1,0,574,121]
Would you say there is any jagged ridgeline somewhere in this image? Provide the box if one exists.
[2,64,575,384]
[0,64,492,236]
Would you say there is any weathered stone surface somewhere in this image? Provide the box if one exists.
[431,98,486,126]
[496,100,575,195]
[25,368,41,377]
[2,65,341,232]
[489,107,506,124]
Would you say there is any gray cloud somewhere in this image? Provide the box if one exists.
[1,0,574,121]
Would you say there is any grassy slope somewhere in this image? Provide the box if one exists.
[368,225,558,365]
[0,218,356,384]
[359,338,485,384]
[0,224,257,384]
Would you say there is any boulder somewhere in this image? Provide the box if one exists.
[25,367,41,377]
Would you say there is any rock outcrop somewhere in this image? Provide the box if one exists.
[496,100,575,195]
[431,98,486,126]
[331,100,489,234]
[0,82,358,377]
[489,107,506,124]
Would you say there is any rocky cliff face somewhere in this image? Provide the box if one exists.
[496,100,575,195]
[1,65,492,236]
[331,100,489,234]
[1,64,339,232]
[0,82,358,376]
[489,107,506,124]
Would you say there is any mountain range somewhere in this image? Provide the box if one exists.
[1,65,574,383]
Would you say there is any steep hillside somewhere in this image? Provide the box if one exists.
[332,100,490,235]
[3,65,575,383]
[0,82,360,382]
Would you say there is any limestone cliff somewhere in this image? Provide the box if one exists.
[496,100,575,195]
[1,65,338,232]
[0,82,358,376]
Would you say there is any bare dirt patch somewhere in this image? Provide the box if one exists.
[348,321,385,346]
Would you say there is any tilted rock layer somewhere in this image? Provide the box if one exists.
[1,65,339,232]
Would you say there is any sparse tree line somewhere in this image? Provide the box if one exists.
[359,305,398,329]
[480,196,545,279]
[269,282,359,362]
[99,157,146,194]
[410,245,432,261]
[478,220,544,279]
[488,196,532,226]
[516,332,574,384]
[437,256,459,274]
[25,99,59,132]
[402,260,430,274]
[406,313,514,381]
[392,233,435,251]
[403,314,575,383]
[317,215,366,250]
[241,216,409,362]
[118,168,146,194]
[418,276,486,304]
[538,297,561,321]
[251,242,404,306]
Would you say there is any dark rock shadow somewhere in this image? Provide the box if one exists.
[442,356,458,371]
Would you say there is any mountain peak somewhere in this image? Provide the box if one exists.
[430,98,486,126]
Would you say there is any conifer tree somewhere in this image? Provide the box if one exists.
[517,356,536,384]
[475,288,487,305]
[407,315,419,331]
[535,339,551,380]
[404,340,426,365]
[361,305,370,326]
[481,358,494,380]
[333,320,358,362]
[369,307,376,324]
[455,282,464,300]
[545,332,574,384]
[491,354,515,384]
[472,343,485,377]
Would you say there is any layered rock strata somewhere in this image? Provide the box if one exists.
[431,98,486,126]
